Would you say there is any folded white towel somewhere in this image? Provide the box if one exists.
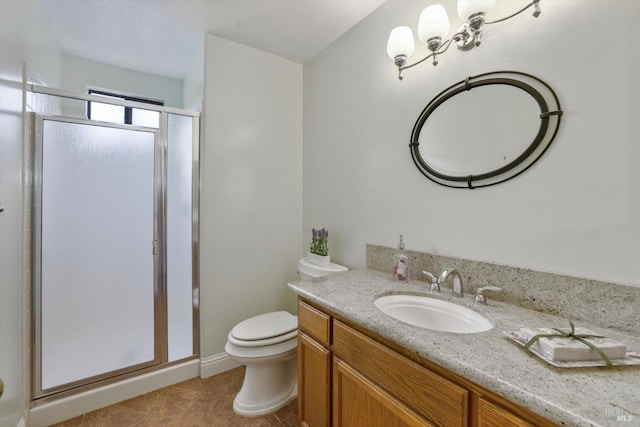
[518,327,627,362]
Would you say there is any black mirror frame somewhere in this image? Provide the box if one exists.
[410,71,563,189]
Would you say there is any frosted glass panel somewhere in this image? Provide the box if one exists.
[167,114,194,361]
[133,108,160,128]
[90,101,124,124]
[40,120,156,390]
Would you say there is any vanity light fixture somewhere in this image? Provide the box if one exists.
[387,0,541,80]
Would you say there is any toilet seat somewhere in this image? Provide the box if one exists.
[228,329,298,347]
[225,336,298,360]
[228,311,298,347]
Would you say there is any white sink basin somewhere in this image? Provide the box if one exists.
[374,294,493,333]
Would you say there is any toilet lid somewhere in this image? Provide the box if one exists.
[231,311,297,341]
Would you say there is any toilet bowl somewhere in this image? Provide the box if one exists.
[225,311,299,417]
[225,257,348,417]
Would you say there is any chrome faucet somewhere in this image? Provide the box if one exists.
[438,269,464,298]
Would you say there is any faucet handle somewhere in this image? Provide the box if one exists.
[422,270,436,282]
[422,271,440,293]
[473,285,502,305]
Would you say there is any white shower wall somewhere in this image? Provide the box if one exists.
[0,0,62,425]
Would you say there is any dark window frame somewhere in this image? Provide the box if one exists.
[87,89,164,124]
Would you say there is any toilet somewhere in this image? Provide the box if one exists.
[225,257,348,417]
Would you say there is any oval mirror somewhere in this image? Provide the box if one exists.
[410,71,562,189]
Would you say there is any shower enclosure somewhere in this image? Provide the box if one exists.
[32,93,199,401]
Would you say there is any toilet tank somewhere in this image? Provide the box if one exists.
[298,257,348,280]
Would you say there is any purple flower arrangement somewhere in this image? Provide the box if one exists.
[310,228,329,256]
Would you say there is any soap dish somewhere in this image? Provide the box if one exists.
[505,331,640,368]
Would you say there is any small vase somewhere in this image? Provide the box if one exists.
[307,252,330,267]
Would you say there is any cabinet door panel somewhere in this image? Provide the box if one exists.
[299,300,331,346]
[333,358,434,427]
[333,320,468,426]
[299,332,331,427]
[477,398,537,427]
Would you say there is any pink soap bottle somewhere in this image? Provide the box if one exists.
[392,235,409,283]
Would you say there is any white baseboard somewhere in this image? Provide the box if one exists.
[200,352,241,378]
[28,359,200,427]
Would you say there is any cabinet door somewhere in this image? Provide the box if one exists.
[299,332,331,427]
[333,320,468,426]
[477,398,537,427]
[333,358,434,427]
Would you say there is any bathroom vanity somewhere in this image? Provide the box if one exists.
[288,269,640,427]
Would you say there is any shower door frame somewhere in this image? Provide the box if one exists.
[31,89,200,403]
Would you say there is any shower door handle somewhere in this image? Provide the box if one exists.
[0,205,4,213]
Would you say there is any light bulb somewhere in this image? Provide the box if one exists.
[418,4,450,43]
[386,26,415,61]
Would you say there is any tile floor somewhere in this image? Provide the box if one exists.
[50,367,298,427]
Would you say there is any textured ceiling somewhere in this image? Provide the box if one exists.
[41,0,387,79]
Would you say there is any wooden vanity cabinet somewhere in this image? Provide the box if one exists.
[297,297,556,427]
[333,320,466,426]
[298,301,331,427]
[333,357,434,427]
[476,398,538,427]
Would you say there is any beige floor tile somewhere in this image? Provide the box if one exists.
[274,400,298,427]
[83,395,148,427]
[49,367,298,427]
[49,415,84,427]
[147,377,206,420]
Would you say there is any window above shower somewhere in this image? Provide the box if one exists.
[87,89,163,128]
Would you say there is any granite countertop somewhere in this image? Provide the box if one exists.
[287,269,640,427]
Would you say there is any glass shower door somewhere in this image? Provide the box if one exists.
[35,117,160,395]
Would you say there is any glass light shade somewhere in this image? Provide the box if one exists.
[457,0,496,20]
[387,26,415,60]
[418,5,450,43]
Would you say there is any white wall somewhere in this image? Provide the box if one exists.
[183,36,205,112]
[303,0,640,287]
[0,1,62,426]
[201,35,303,358]
[60,54,184,118]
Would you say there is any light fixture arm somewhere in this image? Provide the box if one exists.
[396,32,464,80]
[485,0,540,25]
[392,0,541,80]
